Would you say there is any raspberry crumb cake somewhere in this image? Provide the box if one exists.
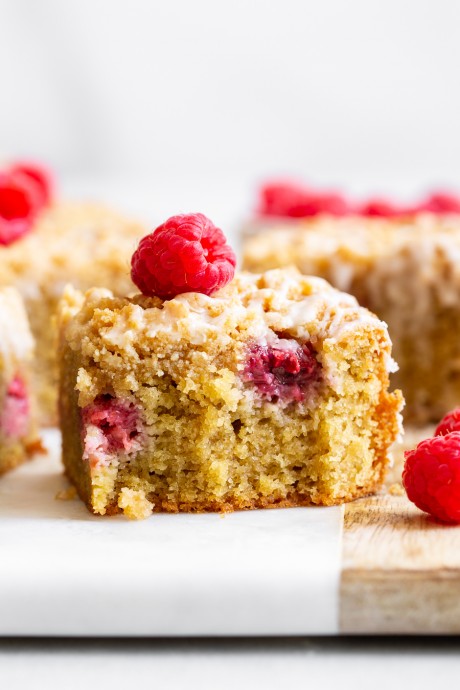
[0,161,146,423]
[243,181,460,424]
[58,213,402,519]
[0,288,40,474]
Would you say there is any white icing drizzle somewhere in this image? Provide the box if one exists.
[100,269,392,366]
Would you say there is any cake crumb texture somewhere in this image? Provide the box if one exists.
[118,488,154,520]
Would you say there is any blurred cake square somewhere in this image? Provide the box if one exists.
[243,183,460,425]
[0,203,146,424]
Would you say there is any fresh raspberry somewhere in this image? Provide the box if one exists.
[403,432,460,523]
[258,181,350,218]
[419,192,460,214]
[434,408,460,436]
[0,172,43,246]
[8,162,53,208]
[131,213,236,299]
[357,198,415,218]
[243,339,321,403]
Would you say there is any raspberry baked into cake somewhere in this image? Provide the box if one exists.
[0,288,41,474]
[58,213,402,519]
[0,162,146,424]
[243,181,460,425]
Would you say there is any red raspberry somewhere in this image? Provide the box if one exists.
[0,172,43,246]
[419,192,460,215]
[434,408,460,436]
[131,213,236,299]
[8,162,53,208]
[259,181,349,218]
[403,433,460,523]
[82,396,142,454]
[243,340,321,403]
[357,198,415,218]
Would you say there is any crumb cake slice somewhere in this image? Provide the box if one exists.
[58,268,402,518]
[0,202,146,424]
[0,288,41,474]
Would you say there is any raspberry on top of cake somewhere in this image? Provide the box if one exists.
[0,161,53,246]
[58,212,403,519]
[256,180,460,220]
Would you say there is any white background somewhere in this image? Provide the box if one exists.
[2,0,460,198]
[2,0,460,685]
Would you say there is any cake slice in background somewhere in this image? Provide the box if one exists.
[57,213,403,519]
[0,162,146,425]
[243,181,460,425]
[0,287,41,474]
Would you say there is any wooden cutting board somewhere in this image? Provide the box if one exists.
[340,426,460,634]
[340,493,460,633]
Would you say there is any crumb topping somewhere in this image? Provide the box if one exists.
[61,268,386,357]
[0,202,145,289]
[245,213,460,261]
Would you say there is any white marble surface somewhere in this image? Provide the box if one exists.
[0,431,343,636]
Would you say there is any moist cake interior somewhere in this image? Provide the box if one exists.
[58,270,403,518]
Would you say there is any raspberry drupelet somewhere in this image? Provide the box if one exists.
[435,408,460,436]
[58,215,402,519]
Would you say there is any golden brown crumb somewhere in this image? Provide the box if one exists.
[388,482,405,496]
[55,486,77,501]
[118,488,154,520]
